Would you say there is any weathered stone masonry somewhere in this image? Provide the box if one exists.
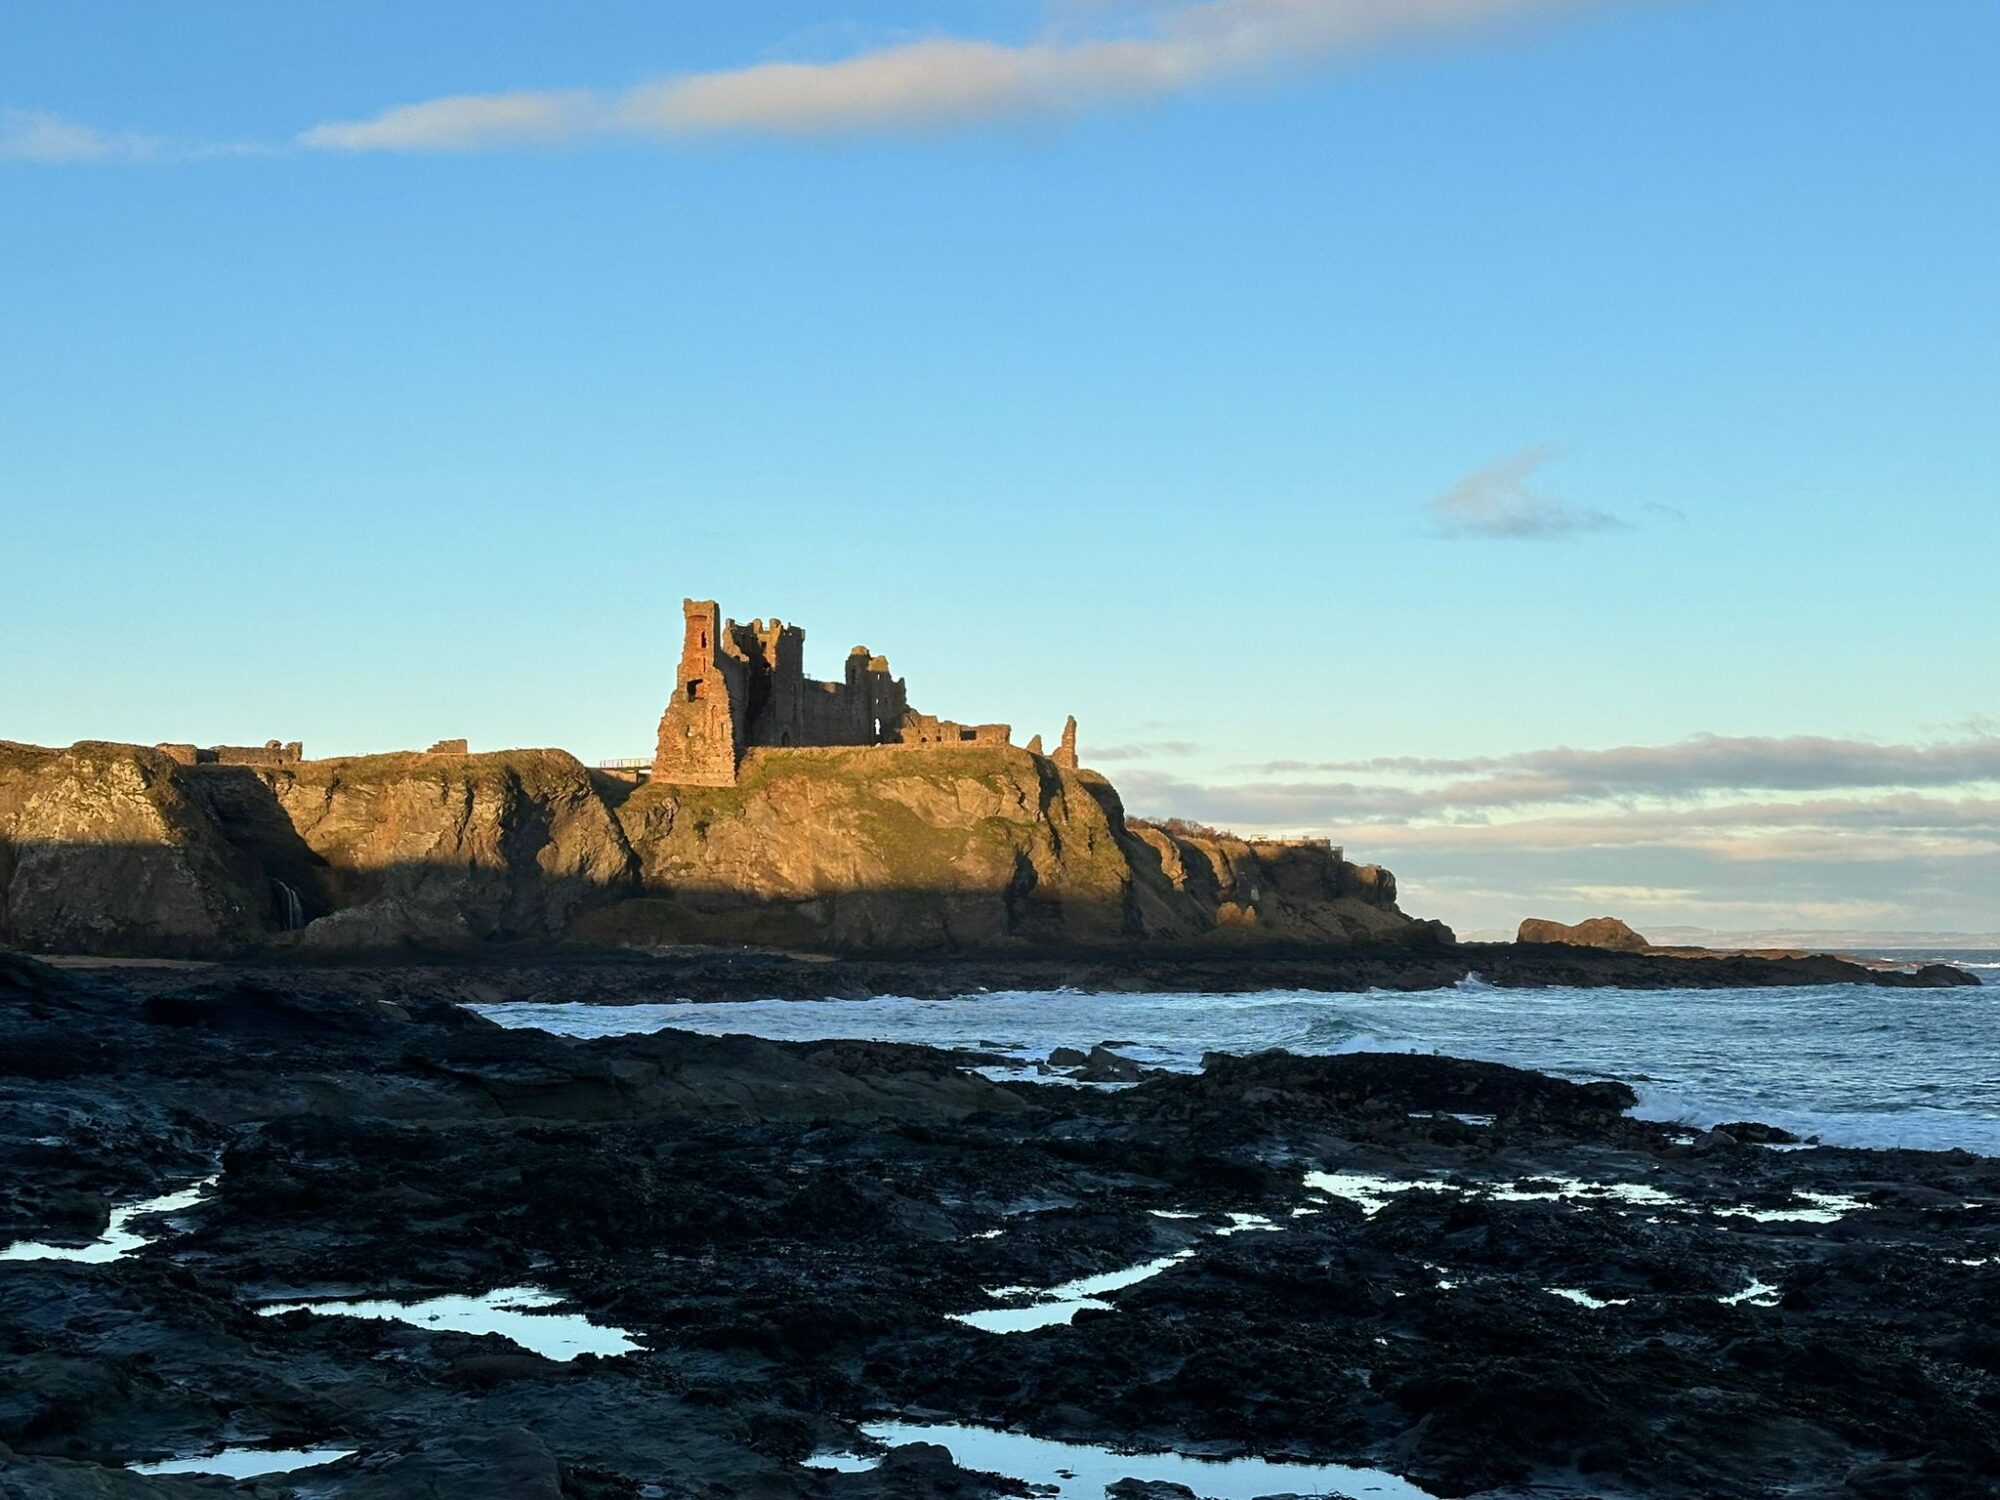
[155,740,304,768]
[652,598,1059,786]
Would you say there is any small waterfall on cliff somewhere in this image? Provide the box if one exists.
[273,880,305,933]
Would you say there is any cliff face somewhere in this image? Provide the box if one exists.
[1126,820,1411,945]
[601,747,1134,949]
[0,741,1423,956]
[258,750,636,949]
[0,741,263,956]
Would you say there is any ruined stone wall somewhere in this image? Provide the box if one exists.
[846,650,908,742]
[708,617,909,753]
[797,679,867,747]
[201,741,303,768]
[897,714,1012,747]
[654,598,1003,784]
[739,622,811,749]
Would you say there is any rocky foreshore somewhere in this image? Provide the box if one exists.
[48,939,1982,1016]
[3,950,1995,1499]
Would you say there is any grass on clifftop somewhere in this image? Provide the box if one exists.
[734,744,1034,791]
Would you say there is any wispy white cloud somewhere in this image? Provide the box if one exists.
[297,90,604,154]
[0,107,276,164]
[1090,739,1205,762]
[1263,731,2000,801]
[300,0,1586,151]
[1425,444,1629,540]
[0,108,155,163]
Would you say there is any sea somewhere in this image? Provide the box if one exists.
[476,951,2000,1158]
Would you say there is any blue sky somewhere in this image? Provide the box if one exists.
[4,1,1997,935]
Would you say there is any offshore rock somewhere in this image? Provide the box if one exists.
[1517,915,1651,951]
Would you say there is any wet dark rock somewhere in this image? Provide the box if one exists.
[0,952,1994,1500]
[1712,1121,1799,1144]
[1075,1045,1148,1084]
[1146,1050,1639,1135]
[47,941,1980,1015]
[323,1430,558,1499]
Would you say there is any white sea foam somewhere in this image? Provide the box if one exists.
[800,1449,879,1471]
[1720,1276,1782,1306]
[1490,1177,1683,1207]
[1715,1190,1866,1224]
[1215,1212,1281,1235]
[1305,1168,1688,1215]
[1548,1287,1630,1308]
[1304,1167,1866,1226]
[1304,1169,1459,1216]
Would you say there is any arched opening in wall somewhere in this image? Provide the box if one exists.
[699,631,708,648]
[780,732,792,747]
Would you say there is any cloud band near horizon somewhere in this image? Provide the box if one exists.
[1112,728,2000,932]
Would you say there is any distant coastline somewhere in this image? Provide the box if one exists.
[1463,925,2000,950]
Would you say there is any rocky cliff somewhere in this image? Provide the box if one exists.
[0,741,1422,957]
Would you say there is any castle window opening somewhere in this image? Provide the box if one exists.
[686,681,702,699]
[960,728,976,742]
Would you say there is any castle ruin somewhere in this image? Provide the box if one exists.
[155,740,304,768]
[652,599,1062,786]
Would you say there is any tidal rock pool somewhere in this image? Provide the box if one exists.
[810,1420,1442,1498]
[951,1251,1197,1333]
[129,1446,356,1479]
[0,1175,217,1265]
[256,1285,640,1361]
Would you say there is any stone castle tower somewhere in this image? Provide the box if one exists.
[651,598,1069,786]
